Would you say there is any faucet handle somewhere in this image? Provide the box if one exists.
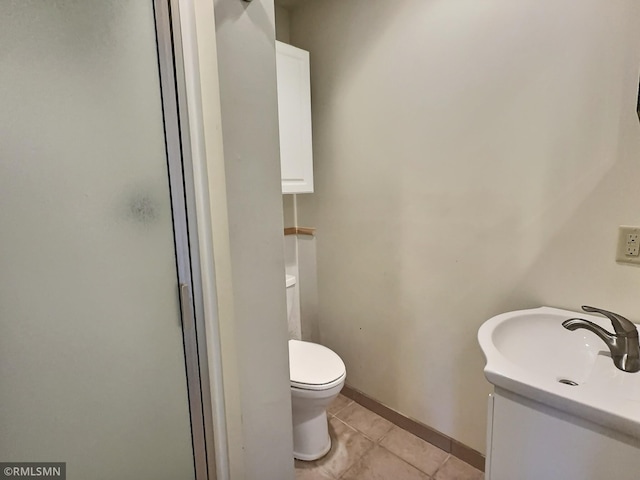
[582,305,637,336]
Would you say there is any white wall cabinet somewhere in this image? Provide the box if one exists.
[276,41,314,194]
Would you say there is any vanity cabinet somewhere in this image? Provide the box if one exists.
[486,389,640,480]
[276,41,314,194]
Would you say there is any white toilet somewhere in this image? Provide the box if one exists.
[286,274,346,461]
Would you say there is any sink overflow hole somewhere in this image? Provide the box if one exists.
[558,379,579,386]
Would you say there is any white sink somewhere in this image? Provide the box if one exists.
[478,306,640,438]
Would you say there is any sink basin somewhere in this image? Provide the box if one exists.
[478,306,640,438]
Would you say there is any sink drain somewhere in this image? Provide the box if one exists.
[558,379,579,386]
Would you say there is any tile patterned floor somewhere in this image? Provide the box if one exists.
[295,395,484,480]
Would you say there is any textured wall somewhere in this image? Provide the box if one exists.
[291,0,640,452]
[214,0,294,478]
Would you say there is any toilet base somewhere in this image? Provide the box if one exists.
[291,379,345,461]
[292,410,332,461]
[294,443,331,461]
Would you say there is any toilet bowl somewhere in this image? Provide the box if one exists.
[290,339,346,460]
[286,275,346,461]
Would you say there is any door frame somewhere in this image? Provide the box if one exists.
[153,1,221,478]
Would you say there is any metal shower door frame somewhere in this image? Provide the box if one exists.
[153,1,216,479]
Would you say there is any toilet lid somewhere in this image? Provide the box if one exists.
[289,340,346,390]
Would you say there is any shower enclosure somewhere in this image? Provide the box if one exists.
[0,1,216,478]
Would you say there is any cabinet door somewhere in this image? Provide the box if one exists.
[276,41,314,194]
[489,390,640,480]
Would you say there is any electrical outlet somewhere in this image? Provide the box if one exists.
[617,226,640,265]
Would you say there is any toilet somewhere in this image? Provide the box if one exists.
[286,274,346,461]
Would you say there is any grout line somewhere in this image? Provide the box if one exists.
[331,417,376,480]
[331,415,356,432]
[374,425,452,478]
[319,463,338,480]
[319,397,469,480]
[333,397,396,444]
[329,399,353,418]
[375,440,441,479]
[332,411,386,445]
[431,454,451,479]
[377,426,394,444]
[341,384,485,472]
[375,423,395,445]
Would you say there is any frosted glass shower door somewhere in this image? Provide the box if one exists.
[0,1,199,479]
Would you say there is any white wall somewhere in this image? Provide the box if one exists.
[214,0,295,478]
[190,0,245,477]
[275,5,302,340]
[275,4,322,346]
[291,0,640,453]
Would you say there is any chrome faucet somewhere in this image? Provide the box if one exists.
[562,306,640,373]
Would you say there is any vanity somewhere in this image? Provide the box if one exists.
[479,307,640,480]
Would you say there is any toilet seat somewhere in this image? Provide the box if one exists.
[289,339,346,391]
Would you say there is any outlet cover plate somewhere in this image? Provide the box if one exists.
[616,225,640,265]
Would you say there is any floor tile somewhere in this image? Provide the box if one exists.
[327,394,352,416]
[340,445,430,480]
[335,402,394,441]
[295,398,484,480]
[434,456,484,480]
[295,467,334,480]
[294,459,332,480]
[295,416,374,479]
[380,425,449,476]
